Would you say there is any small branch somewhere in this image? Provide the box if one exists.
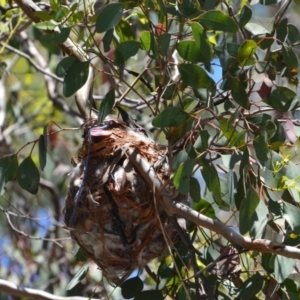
[127,149,300,260]
[0,279,99,300]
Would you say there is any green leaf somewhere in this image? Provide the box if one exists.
[115,41,140,66]
[66,263,89,290]
[121,277,143,299]
[239,5,252,28]
[178,64,214,90]
[282,202,300,234]
[253,134,269,163]
[102,28,114,52]
[74,247,87,262]
[238,40,256,66]
[152,107,190,127]
[201,159,222,204]
[190,22,212,64]
[282,45,298,69]
[199,11,239,32]
[157,33,171,56]
[173,159,195,194]
[140,31,151,51]
[135,290,164,300]
[249,200,268,239]
[97,89,115,125]
[239,187,260,235]
[51,27,71,44]
[0,154,18,195]
[219,116,245,148]
[274,255,295,283]
[115,19,135,42]
[176,41,205,63]
[38,134,47,171]
[63,61,89,97]
[238,273,264,300]
[194,130,209,152]
[96,3,124,33]
[17,156,40,194]
[33,11,52,21]
[190,177,201,203]
[276,18,288,43]
[231,77,250,109]
[34,21,56,30]
[55,57,76,77]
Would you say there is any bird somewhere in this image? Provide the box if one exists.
[64,111,188,286]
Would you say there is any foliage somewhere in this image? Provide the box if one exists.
[1,0,300,299]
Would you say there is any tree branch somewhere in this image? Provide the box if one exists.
[0,279,99,300]
[127,149,300,260]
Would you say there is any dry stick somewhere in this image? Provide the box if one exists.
[127,149,300,260]
[0,279,99,300]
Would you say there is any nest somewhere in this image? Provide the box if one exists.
[64,116,187,285]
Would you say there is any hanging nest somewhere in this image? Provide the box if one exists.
[64,115,188,285]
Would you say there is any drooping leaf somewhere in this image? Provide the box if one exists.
[239,187,260,235]
[66,263,89,290]
[114,41,140,66]
[190,177,201,203]
[97,89,115,125]
[17,156,40,194]
[157,33,171,56]
[173,159,195,194]
[231,77,250,109]
[239,5,252,28]
[237,273,264,300]
[282,202,300,234]
[282,45,298,69]
[276,18,288,43]
[102,28,114,52]
[0,154,18,195]
[199,11,239,32]
[190,22,212,64]
[121,277,144,299]
[201,159,222,204]
[152,107,190,127]
[96,3,124,33]
[274,255,295,283]
[253,134,269,163]
[38,134,47,171]
[63,61,90,97]
[249,200,269,239]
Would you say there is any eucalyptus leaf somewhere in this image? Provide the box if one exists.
[152,107,190,127]
[17,156,40,194]
[66,263,89,290]
[274,255,295,283]
[97,89,115,125]
[199,11,239,32]
[96,3,123,33]
[0,154,18,195]
[115,41,140,66]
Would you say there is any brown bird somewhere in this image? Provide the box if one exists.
[64,114,188,286]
